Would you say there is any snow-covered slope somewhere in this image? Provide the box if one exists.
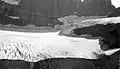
[0,29,119,62]
[82,17,120,26]
[58,15,120,28]
[0,29,103,62]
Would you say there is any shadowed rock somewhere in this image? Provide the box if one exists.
[0,59,30,69]
[108,7,120,17]
[34,58,96,69]
[72,23,119,49]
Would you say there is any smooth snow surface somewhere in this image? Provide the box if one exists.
[111,0,120,8]
[0,30,105,62]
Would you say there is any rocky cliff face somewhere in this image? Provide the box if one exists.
[0,0,117,26]
[0,0,116,17]
[76,0,116,16]
[108,7,120,17]
[54,0,116,16]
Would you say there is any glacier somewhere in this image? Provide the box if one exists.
[0,29,119,62]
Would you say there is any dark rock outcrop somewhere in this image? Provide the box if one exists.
[54,0,116,16]
[0,50,119,69]
[0,1,20,17]
[108,7,120,17]
[0,59,30,69]
[0,13,29,26]
[72,23,120,50]
[91,49,120,69]
[80,0,116,16]
[52,0,116,16]
[34,58,96,69]
[0,1,30,26]
[0,0,115,17]
[0,0,116,26]
[34,51,119,69]
[0,51,118,69]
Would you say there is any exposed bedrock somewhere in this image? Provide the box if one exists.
[0,14,30,27]
[34,58,96,69]
[0,59,31,69]
[0,0,116,17]
[34,51,119,69]
[107,7,120,17]
[0,0,116,26]
[91,50,120,69]
[72,23,120,50]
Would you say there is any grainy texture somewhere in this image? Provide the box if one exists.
[0,15,120,69]
[0,59,30,69]
[34,58,96,69]
[0,29,103,62]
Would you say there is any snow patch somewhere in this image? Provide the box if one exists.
[1,0,21,5]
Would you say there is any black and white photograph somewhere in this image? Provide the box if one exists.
[0,0,120,69]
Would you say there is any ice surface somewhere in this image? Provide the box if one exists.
[0,30,104,62]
